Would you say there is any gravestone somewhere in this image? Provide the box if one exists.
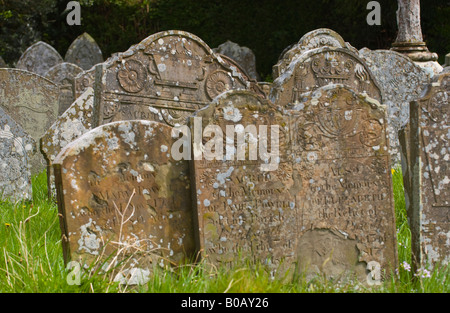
[0,107,36,201]
[213,40,260,81]
[273,28,355,80]
[53,120,195,278]
[44,62,84,115]
[40,88,94,197]
[285,84,397,282]
[65,32,104,70]
[358,48,430,165]
[93,30,253,128]
[445,53,450,67]
[408,73,450,268]
[0,57,7,68]
[190,89,295,274]
[16,41,63,76]
[270,47,383,106]
[0,68,60,173]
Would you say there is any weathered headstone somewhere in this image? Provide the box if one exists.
[65,32,104,71]
[93,30,254,128]
[285,84,397,282]
[44,62,84,115]
[53,120,195,280]
[408,73,449,268]
[0,68,60,173]
[190,89,294,274]
[213,40,260,81]
[40,88,94,197]
[0,107,36,201]
[273,28,353,80]
[0,57,7,68]
[358,48,431,165]
[270,47,383,106]
[16,41,63,76]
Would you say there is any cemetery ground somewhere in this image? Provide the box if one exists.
[0,167,448,293]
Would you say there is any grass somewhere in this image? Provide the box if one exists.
[0,167,448,293]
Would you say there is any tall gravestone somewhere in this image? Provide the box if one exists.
[16,41,63,76]
[408,73,449,268]
[53,120,195,280]
[44,62,84,115]
[284,84,398,281]
[358,48,430,165]
[0,107,36,201]
[65,33,104,71]
[270,47,383,106]
[0,68,60,173]
[190,90,294,274]
[93,30,254,128]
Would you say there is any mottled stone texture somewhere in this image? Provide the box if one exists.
[213,40,260,81]
[285,84,397,281]
[270,47,383,106]
[358,48,430,165]
[44,62,84,115]
[190,90,294,273]
[65,33,104,71]
[0,68,60,173]
[16,41,63,76]
[0,107,36,201]
[408,73,450,268]
[53,120,195,276]
[93,30,254,128]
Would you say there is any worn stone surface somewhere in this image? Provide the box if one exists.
[65,33,104,71]
[44,62,84,115]
[273,28,349,79]
[358,48,431,165]
[409,73,450,268]
[285,84,397,281]
[40,88,94,197]
[94,30,254,128]
[0,106,36,201]
[190,90,294,273]
[53,120,195,277]
[16,41,63,76]
[0,68,60,173]
[213,40,260,81]
[74,66,96,98]
[270,47,383,107]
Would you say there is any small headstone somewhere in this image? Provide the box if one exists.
[358,48,431,165]
[53,120,195,278]
[44,62,84,115]
[190,90,294,274]
[0,68,60,173]
[286,84,397,282]
[213,40,260,81]
[0,57,7,68]
[65,33,104,71]
[16,41,63,76]
[270,47,383,106]
[409,73,450,268]
[0,107,36,201]
[94,30,253,128]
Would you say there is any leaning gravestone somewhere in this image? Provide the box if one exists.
[358,48,430,165]
[53,120,195,281]
[0,68,60,173]
[0,107,36,201]
[270,47,383,106]
[190,89,294,274]
[65,32,104,71]
[93,30,253,128]
[409,73,450,268]
[16,41,63,76]
[44,62,84,115]
[285,84,397,282]
[40,88,94,197]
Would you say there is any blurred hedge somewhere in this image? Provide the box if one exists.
[1,0,449,80]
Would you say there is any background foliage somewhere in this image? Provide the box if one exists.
[1,0,449,80]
